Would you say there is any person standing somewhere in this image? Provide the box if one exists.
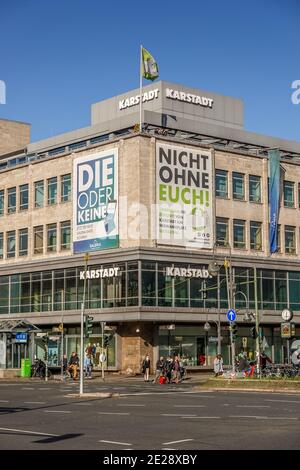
[213,354,224,377]
[153,356,164,383]
[84,352,93,379]
[142,354,151,382]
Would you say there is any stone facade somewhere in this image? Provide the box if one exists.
[0,119,30,156]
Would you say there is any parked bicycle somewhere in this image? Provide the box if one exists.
[31,359,52,379]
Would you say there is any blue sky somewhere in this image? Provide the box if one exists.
[0,0,299,143]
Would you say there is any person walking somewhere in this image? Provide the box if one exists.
[142,354,151,382]
[213,354,224,377]
[260,351,272,370]
[152,356,164,383]
[68,352,79,380]
[84,352,93,379]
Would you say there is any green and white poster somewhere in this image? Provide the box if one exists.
[156,143,213,248]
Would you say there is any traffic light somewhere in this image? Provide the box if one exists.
[250,326,257,339]
[104,334,111,348]
[84,315,94,338]
[231,322,238,342]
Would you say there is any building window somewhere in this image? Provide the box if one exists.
[232,172,245,200]
[298,183,300,208]
[7,187,16,214]
[7,230,16,258]
[250,221,262,250]
[215,170,228,198]
[61,174,71,203]
[283,181,294,208]
[285,226,296,254]
[47,224,57,252]
[47,177,57,205]
[216,217,229,246]
[249,175,261,203]
[233,219,246,249]
[19,184,29,211]
[61,221,71,250]
[34,181,44,208]
[0,190,4,216]
[0,232,3,259]
[34,225,44,254]
[19,228,28,256]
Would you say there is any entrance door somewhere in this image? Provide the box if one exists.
[197,337,206,365]
[12,343,27,368]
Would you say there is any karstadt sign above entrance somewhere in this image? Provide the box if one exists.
[118,88,214,110]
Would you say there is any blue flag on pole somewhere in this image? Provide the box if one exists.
[268,149,281,253]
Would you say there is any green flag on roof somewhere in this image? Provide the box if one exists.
[142,47,159,81]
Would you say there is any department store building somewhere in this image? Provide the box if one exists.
[0,81,299,373]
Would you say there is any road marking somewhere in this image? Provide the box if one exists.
[98,412,130,415]
[38,388,52,390]
[265,399,300,404]
[161,413,197,417]
[0,400,9,403]
[229,415,297,420]
[118,404,146,407]
[24,401,46,404]
[174,405,206,408]
[163,439,194,445]
[22,387,34,390]
[0,427,58,437]
[229,415,264,419]
[181,416,220,419]
[44,410,71,413]
[236,405,270,408]
[257,417,298,420]
[73,403,91,406]
[99,440,132,446]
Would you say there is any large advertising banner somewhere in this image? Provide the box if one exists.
[73,149,118,253]
[156,143,213,248]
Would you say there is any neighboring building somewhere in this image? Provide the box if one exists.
[0,81,299,373]
[0,118,30,156]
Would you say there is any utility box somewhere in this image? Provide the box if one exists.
[21,358,31,378]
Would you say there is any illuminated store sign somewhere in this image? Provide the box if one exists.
[79,267,120,280]
[119,89,159,110]
[165,88,213,108]
[166,266,211,278]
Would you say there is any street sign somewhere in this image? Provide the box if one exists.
[15,333,28,343]
[208,336,222,343]
[242,337,247,348]
[227,309,237,322]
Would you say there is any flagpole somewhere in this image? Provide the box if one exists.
[139,44,143,132]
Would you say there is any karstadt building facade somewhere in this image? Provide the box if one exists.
[0,81,300,374]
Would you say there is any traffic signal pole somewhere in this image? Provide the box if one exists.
[254,267,261,378]
[80,253,89,395]
[225,258,235,374]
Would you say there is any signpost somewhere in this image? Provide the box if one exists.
[101,321,106,381]
[227,309,237,322]
[281,309,293,364]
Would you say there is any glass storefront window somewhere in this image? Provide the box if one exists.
[158,271,172,307]
[65,269,77,310]
[127,270,138,306]
[175,276,188,307]
[142,269,156,306]
[31,272,41,312]
[0,276,9,314]
[42,271,53,311]
[54,270,64,311]
[190,277,204,308]
[20,273,30,313]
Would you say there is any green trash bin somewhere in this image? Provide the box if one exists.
[21,358,31,378]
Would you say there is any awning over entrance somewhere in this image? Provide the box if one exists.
[0,319,41,333]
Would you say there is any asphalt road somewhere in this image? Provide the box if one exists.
[0,378,299,450]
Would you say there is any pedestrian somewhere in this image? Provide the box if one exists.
[164,357,172,384]
[260,351,272,370]
[68,351,79,380]
[213,354,224,377]
[141,354,151,382]
[153,356,164,383]
[84,352,93,379]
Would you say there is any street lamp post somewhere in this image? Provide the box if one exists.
[254,267,261,378]
[79,253,89,395]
